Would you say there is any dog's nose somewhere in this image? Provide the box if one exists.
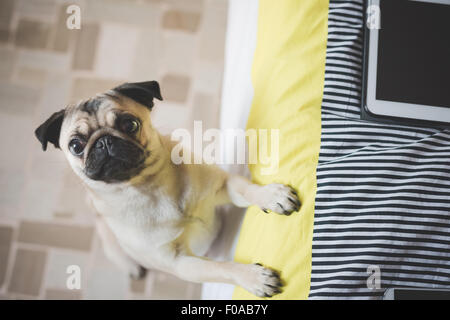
[95,135,113,151]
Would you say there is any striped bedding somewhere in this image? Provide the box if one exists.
[309,0,450,299]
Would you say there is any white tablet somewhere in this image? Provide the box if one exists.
[364,0,450,126]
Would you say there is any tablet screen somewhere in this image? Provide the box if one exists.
[376,0,450,108]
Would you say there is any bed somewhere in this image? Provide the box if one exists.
[203,0,450,300]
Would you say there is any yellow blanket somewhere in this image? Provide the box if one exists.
[233,0,328,299]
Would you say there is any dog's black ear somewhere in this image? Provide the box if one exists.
[113,81,163,110]
[34,109,65,151]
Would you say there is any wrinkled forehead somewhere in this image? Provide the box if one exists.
[62,92,151,140]
[64,96,119,137]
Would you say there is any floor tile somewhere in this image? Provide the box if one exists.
[130,277,147,294]
[14,67,47,88]
[0,0,15,31]
[45,249,89,290]
[84,0,161,28]
[0,225,14,287]
[70,77,122,103]
[45,288,82,300]
[150,272,192,300]
[0,47,15,81]
[160,74,191,103]
[15,20,51,50]
[130,27,160,82]
[85,267,128,300]
[8,248,47,296]
[161,32,196,76]
[72,24,100,70]
[192,92,219,130]
[162,10,201,33]
[0,83,40,116]
[94,24,139,79]
[51,5,76,52]
[15,0,58,23]
[17,50,71,72]
[17,221,94,251]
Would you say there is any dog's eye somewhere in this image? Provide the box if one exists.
[120,118,140,134]
[69,138,85,156]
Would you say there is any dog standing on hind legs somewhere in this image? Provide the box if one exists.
[35,80,301,297]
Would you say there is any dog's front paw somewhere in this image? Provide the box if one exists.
[239,263,283,298]
[258,184,300,215]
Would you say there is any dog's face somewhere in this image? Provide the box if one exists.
[35,81,163,185]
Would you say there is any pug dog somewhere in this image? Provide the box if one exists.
[35,81,301,298]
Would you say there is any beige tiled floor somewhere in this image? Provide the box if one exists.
[0,0,227,300]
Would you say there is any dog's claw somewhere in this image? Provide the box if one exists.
[243,263,283,298]
[257,184,301,216]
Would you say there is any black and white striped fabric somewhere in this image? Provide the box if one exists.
[309,0,450,299]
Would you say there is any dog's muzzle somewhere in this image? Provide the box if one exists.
[85,135,146,182]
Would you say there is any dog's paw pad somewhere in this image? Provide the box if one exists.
[259,184,301,215]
